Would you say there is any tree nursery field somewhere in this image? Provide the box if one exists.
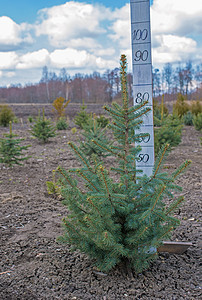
[0,106,201,300]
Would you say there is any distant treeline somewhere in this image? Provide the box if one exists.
[0,61,201,104]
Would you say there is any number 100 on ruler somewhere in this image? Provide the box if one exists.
[130,0,154,177]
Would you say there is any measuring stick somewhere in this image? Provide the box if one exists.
[130,0,154,177]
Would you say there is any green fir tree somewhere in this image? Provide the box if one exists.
[30,109,56,143]
[57,55,191,273]
[0,122,30,166]
[154,114,183,154]
[80,114,110,157]
[74,101,91,129]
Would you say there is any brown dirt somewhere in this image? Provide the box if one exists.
[0,116,201,299]
[9,103,105,120]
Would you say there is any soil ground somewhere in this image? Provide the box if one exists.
[0,108,201,300]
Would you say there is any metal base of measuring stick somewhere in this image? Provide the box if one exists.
[158,241,192,254]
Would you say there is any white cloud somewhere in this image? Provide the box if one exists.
[109,4,130,48]
[16,49,50,69]
[0,46,117,76]
[0,17,21,46]
[152,35,197,64]
[35,1,111,47]
[50,48,90,68]
[150,0,202,63]
[5,71,16,78]
[49,47,116,70]
[151,0,202,35]
[0,16,33,51]
[0,71,16,79]
[67,37,101,50]
[93,48,116,57]
[0,52,18,69]
[109,18,130,48]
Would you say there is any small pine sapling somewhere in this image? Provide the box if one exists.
[153,96,169,127]
[56,117,69,130]
[57,55,191,274]
[0,105,15,127]
[30,109,56,143]
[173,94,189,118]
[183,111,193,126]
[80,114,110,157]
[27,115,34,123]
[96,115,109,128]
[0,122,30,166]
[193,113,202,131]
[46,170,61,197]
[74,101,91,129]
[71,127,77,134]
[190,100,202,116]
[154,115,183,153]
[154,95,183,153]
[52,97,70,119]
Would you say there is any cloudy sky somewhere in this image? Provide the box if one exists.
[0,0,201,86]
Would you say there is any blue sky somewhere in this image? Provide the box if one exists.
[1,1,146,23]
[0,0,201,86]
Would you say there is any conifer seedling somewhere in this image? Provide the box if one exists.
[0,121,30,166]
[80,114,110,157]
[30,108,56,143]
[52,97,70,119]
[46,170,61,197]
[74,101,91,129]
[57,55,191,274]
[154,114,183,154]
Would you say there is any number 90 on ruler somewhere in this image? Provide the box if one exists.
[132,44,151,65]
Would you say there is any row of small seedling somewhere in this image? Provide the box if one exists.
[0,99,110,166]
[1,95,201,167]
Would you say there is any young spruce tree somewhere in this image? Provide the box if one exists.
[30,108,56,143]
[57,55,191,273]
[0,121,30,166]
[80,114,110,157]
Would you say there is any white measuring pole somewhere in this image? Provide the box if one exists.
[130,0,154,177]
